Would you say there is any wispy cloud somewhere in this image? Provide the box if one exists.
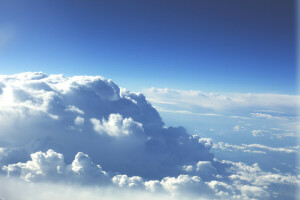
[143,87,300,116]
[0,24,15,49]
[213,142,299,154]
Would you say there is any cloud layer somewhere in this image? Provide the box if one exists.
[0,72,299,200]
[143,87,300,116]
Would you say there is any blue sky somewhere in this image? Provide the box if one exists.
[0,0,297,94]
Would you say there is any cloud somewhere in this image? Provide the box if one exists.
[250,113,289,120]
[153,106,223,117]
[0,24,15,49]
[233,125,246,132]
[90,113,144,137]
[3,147,299,200]
[0,72,213,180]
[251,130,265,137]
[2,149,109,184]
[142,88,300,120]
[74,116,84,126]
[65,105,85,115]
[0,72,299,200]
[112,174,145,188]
[213,142,299,154]
[0,176,176,200]
[244,144,299,154]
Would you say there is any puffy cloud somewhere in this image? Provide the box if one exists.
[160,174,210,196]
[2,148,300,200]
[196,137,214,148]
[112,174,144,188]
[3,149,66,181]
[90,113,143,137]
[74,116,85,126]
[0,72,212,180]
[2,149,109,184]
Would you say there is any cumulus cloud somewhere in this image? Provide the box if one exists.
[90,113,143,137]
[0,72,213,180]
[2,149,109,184]
[0,72,299,200]
[74,116,84,126]
[3,148,299,200]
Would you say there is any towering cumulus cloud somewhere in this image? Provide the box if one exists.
[0,72,298,200]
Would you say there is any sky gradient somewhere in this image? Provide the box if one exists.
[0,0,297,94]
[0,1,299,199]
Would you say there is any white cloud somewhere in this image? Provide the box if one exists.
[112,174,144,188]
[0,72,214,180]
[250,112,289,121]
[90,113,144,137]
[233,125,245,132]
[74,116,84,126]
[153,106,223,117]
[225,161,300,187]
[213,142,299,154]
[244,144,299,154]
[3,149,66,181]
[143,88,300,115]
[195,136,214,148]
[251,129,265,137]
[0,177,175,200]
[2,148,299,200]
[65,105,85,115]
[2,149,109,184]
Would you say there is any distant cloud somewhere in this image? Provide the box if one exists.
[143,87,299,117]
[0,24,15,49]
[65,105,85,115]
[213,142,299,154]
[251,130,265,137]
[233,125,245,132]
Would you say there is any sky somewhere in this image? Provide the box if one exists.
[0,0,297,93]
[0,1,299,200]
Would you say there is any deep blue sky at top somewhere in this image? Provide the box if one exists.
[0,0,297,94]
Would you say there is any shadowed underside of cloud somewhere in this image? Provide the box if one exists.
[0,72,299,200]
